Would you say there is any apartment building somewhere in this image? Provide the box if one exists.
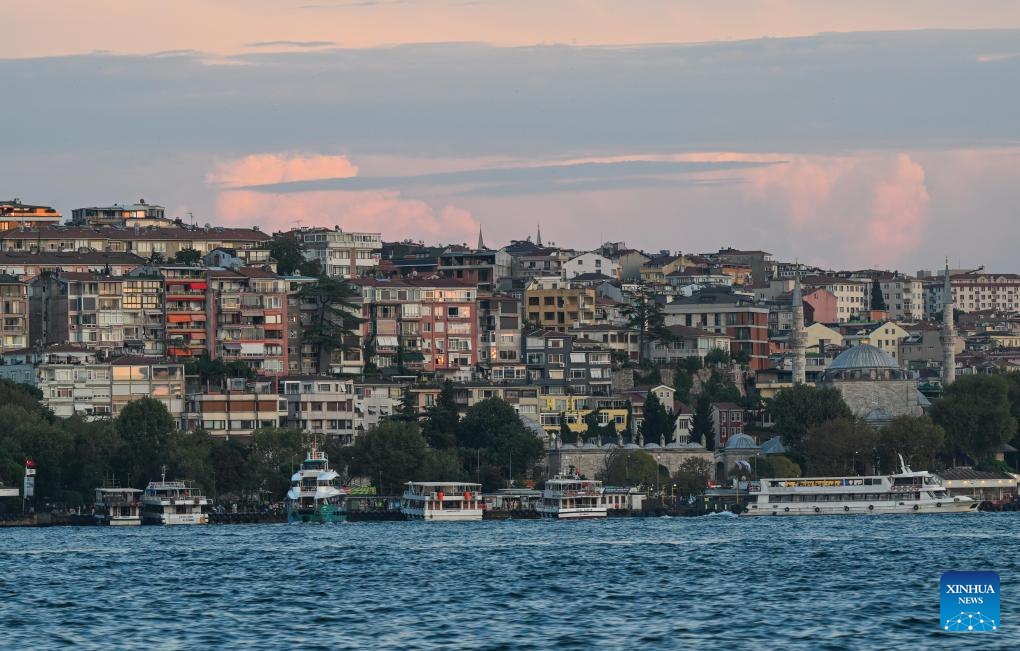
[71,199,166,227]
[162,265,210,359]
[0,275,29,352]
[0,225,271,260]
[437,246,512,293]
[801,276,869,322]
[183,383,289,439]
[121,273,165,355]
[711,403,745,449]
[207,267,288,375]
[0,251,145,280]
[649,325,732,364]
[875,273,925,320]
[478,294,524,381]
[662,289,770,370]
[524,276,596,332]
[295,226,382,278]
[280,377,357,445]
[537,394,630,441]
[29,272,127,352]
[524,330,613,396]
[0,199,62,231]
[924,271,1020,315]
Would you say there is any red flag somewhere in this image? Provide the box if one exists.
[25,459,36,469]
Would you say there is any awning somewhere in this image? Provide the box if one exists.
[167,314,192,324]
[223,343,242,350]
[377,336,399,347]
[189,282,207,290]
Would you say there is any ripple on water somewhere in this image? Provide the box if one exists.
[2,516,1020,650]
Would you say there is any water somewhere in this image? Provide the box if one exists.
[3,514,1019,650]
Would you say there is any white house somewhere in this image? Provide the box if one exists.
[563,252,621,280]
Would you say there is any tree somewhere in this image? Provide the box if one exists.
[673,367,694,402]
[702,370,741,402]
[877,416,945,472]
[620,287,671,364]
[558,415,577,445]
[640,392,676,445]
[768,384,852,463]
[803,418,879,476]
[692,395,713,449]
[173,248,202,265]
[168,428,216,496]
[870,278,887,311]
[601,449,664,487]
[931,375,1016,464]
[245,427,305,500]
[672,457,713,497]
[1005,372,1020,447]
[185,353,254,387]
[704,348,730,366]
[116,397,176,487]
[344,420,428,495]
[298,275,364,374]
[209,438,250,499]
[456,398,544,489]
[732,347,751,366]
[421,380,458,450]
[752,455,801,479]
[270,232,321,276]
[394,385,419,423]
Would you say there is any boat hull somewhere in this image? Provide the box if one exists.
[401,508,483,521]
[142,513,209,525]
[536,508,607,519]
[288,503,347,524]
[743,498,978,516]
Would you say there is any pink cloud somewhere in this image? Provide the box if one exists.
[206,152,358,187]
[866,153,929,263]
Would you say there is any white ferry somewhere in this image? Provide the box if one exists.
[287,446,347,523]
[142,469,211,525]
[94,487,143,526]
[536,477,607,519]
[743,458,977,516]
[401,482,483,521]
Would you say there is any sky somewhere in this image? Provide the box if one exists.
[2,1,1020,271]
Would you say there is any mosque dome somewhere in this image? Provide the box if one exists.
[829,344,899,371]
[724,433,759,450]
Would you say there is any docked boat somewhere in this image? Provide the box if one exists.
[743,458,978,516]
[94,486,143,526]
[141,469,210,525]
[401,482,483,521]
[536,477,607,519]
[287,446,347,523]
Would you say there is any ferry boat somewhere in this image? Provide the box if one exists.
[401,482,483,521]
[286,446,347,523]
[536,477,607,519]
[94,486,143,526]
[743,458,978,516]
[141,469,210,525]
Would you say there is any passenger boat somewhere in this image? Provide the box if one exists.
[94,486,143,526]
[401,482,483,521]
[141,468,210,525]
[287,446,347,523]
[536,476,607,519]
[743,457,978,516]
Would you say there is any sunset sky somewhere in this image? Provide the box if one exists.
[2,1,1019,270]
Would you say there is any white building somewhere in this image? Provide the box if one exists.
[281,377,357,445]
[801,276,869,322]
[295,226,382,278]
[876,274,924,321]
[562,252,620,280]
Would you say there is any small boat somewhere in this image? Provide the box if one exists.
[536,476,607,519]
[743,456,978,516]
[401,482,483,521]
[94,486,143,526]
[141,468,211,525]
[287,445,347,523]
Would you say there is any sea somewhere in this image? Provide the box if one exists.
[2,513,1018,650]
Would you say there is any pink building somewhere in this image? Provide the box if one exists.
[803,287,838,324]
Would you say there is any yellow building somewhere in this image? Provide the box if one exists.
[524,278,596,331]
[539,395,630,438]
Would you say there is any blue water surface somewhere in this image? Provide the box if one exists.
[2,513,1019,650]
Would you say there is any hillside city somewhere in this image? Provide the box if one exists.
[1,196,1019,508]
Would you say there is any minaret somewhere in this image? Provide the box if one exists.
[476,226,486,250]
[941,259,956,386]
[536,224,543,247]
[790,270,807,385]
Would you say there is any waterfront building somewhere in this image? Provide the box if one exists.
[182,383,289,439]
[547,440,711,480]
[280,376,357,445]
[353,381,404,433]
[0,199,62,231]
[937,467,1019,503]
[0,274,29,352]
[293,226,382,279]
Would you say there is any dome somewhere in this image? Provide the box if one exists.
[828,344,899,371]
[724,433,759,450]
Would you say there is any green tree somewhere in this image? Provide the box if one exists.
[456,398,544,488]
[877,416,945,472]
[752,455,801,479]
[116,397,176,487]
[270,232,321,276]
[931,375,1016,463]
[169,428,217,496]
[210,438,250,499]
[672,457,713,497]
[702,369,741,402]
[692,395,713,449]
[601,449,665,487]
[298,275,364,374]
[558,415,577,445]
[640,392,676,444]
[803,418,879,476]
[394,385,419,423]
[870,278,887,311]
[767,384,852,463]
[185,353,254,387]
[344,420,428,495]
[421,380,458,449]
[65,418,123,501]
[704,348,730,366]
[620,287,671,364]
[246,427,305,501]
[423,448,466,482]
[673,367,694,402]
[1005,372,1020,446]
[173,248,202,265]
